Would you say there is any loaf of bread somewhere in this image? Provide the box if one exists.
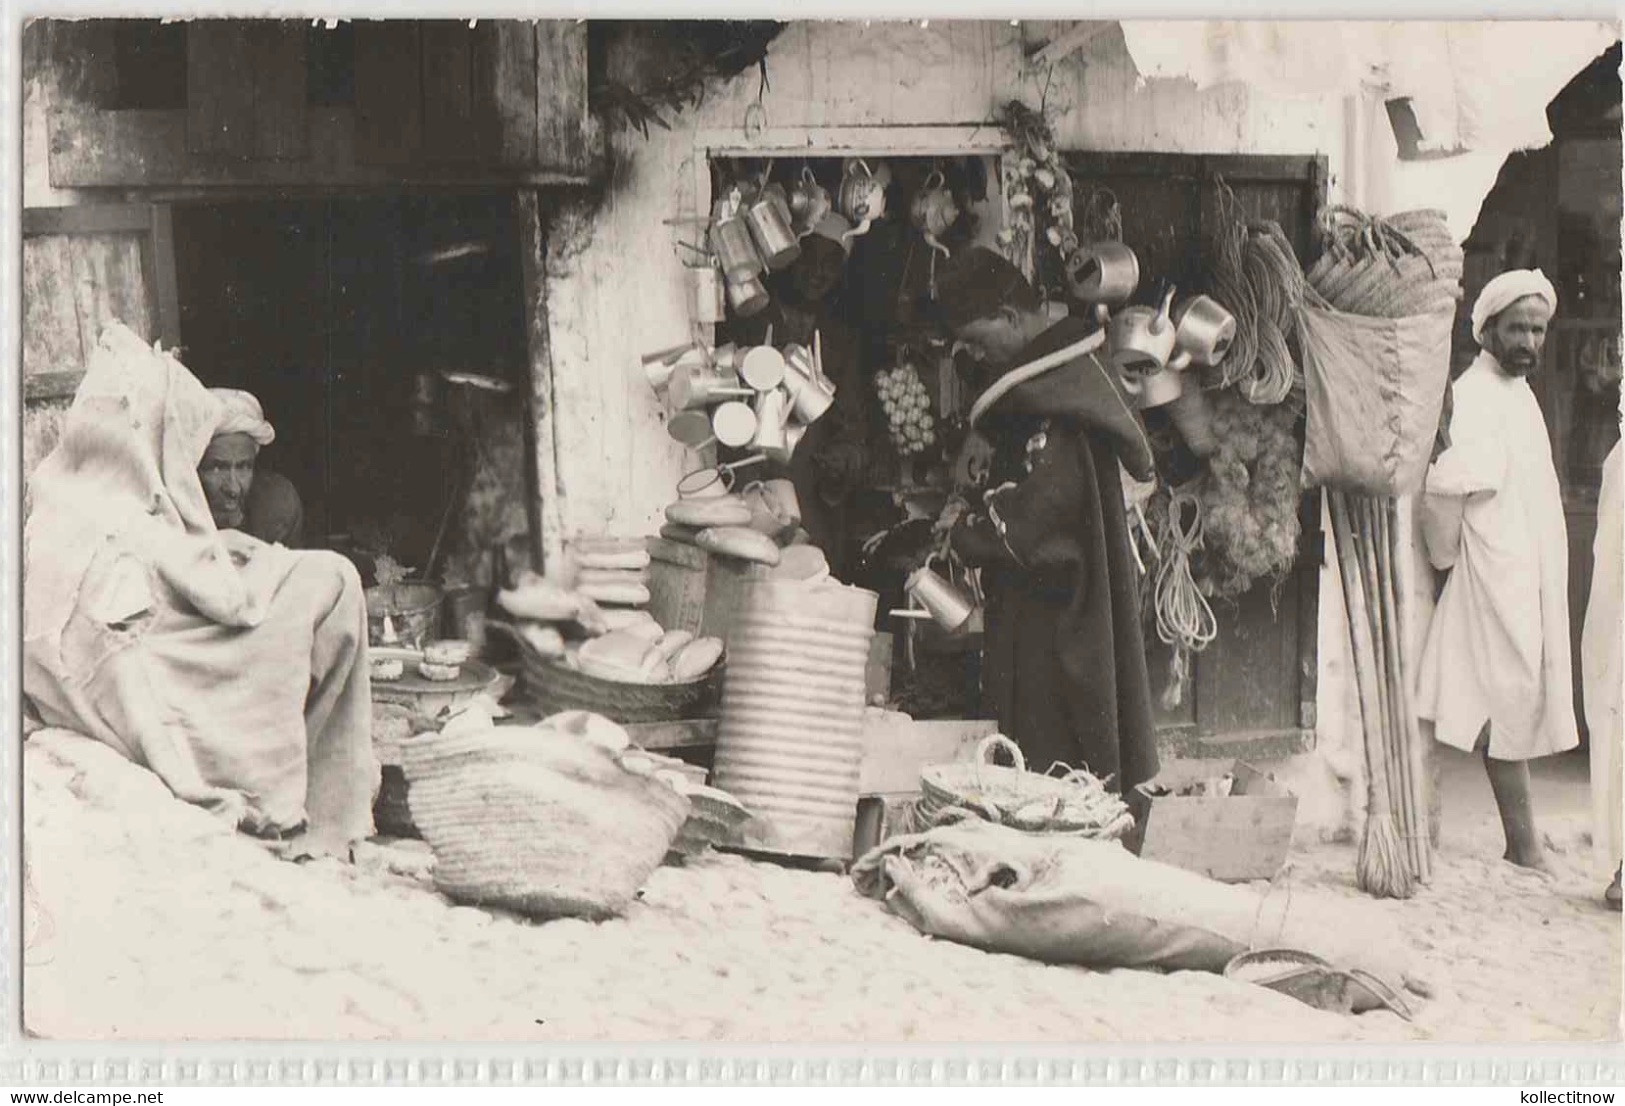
[668,636,725,681]
[665,495,753,529]
[695,526,782,566]
[577,581,652,606]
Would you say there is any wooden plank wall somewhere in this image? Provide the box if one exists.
[43,19,595,188]
[22,232,155,384]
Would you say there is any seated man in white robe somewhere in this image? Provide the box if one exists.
[22,324,378,861]
[1418,270,1575,871]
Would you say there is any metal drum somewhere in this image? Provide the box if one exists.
[712,580,878,859]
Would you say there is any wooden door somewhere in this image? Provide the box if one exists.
[21,204,180,514]
[1057,152,1328,752]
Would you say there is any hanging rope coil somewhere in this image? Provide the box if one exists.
[1209,180,1306,406]
[1154,485,1218,709]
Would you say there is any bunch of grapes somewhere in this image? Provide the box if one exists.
[877,364,937,456]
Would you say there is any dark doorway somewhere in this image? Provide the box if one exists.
[171,193,532,580]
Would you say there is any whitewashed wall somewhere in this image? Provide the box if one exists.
[540,19,1354,544]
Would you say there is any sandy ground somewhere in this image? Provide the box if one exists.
[22,728,1621,1045]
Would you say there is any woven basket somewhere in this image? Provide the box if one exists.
[514,635,722,724]
[402,723,691,919]
[917,734,1135,839]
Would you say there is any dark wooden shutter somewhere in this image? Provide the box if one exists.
[1060,152,1328,751]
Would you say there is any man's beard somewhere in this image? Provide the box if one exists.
[1499,353,1539,377]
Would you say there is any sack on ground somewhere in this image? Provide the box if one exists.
[851,820,1417,1006]
[1297,304,1453,497]
[402,710,690,919]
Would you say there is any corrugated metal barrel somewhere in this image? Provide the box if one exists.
[712,579,878,859]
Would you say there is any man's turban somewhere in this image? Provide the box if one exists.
[1471,269,1558,343]
[209,388,275,447]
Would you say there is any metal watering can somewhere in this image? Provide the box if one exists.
[890,554,979,636]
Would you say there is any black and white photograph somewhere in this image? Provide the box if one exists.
[11,13,1625,1057]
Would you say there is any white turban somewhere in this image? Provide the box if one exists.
[1471,269,1558,343]
[209,388,275,447]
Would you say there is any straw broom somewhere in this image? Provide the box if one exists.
[1382,496,1434,883]
[1363,496,1424,882]
[1329,491,1416,899]
[1353,497,1406,856]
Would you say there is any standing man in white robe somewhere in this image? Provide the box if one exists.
[1418,269,1575,871]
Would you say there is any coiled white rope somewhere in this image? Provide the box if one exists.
[1155,485,1218,707]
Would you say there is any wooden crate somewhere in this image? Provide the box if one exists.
[1123,759,1298,882]
[646,537,772,643]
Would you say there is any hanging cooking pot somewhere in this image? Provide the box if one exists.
[668,362,753,411]
[838,159,889,244]
[668,409,719,450]
[693,266,727,325]
[711,400,759,448]
[677,454,768,499]
[788,167,833,239]
[1108,287,1178,380]
[1171,294,1238,369]
[745,184,802,272]
[750,387,793,453]
[710,203,765,284]
[739,345,787,392]
[1135,364,1187,410]
[911,171,959,259]
[725,271,771,318]
[782,346,836,424]
[1066,241,1141,308]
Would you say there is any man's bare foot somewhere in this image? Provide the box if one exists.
[277,832,356,864]
[1503,846,1553,874]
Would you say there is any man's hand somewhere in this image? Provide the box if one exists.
[933,495,972,538]
[953,430,995,490]
[218,528,264,567]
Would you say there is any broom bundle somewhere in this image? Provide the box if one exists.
[1329,490,1432,898]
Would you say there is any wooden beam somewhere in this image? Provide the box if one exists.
[23,205,153,237]
[695,124,1008,158]
[148,204,182,349]
[534,20,591,177]
[473,20,539,167]
[1026,20,1115,69]
[516,189,563,574]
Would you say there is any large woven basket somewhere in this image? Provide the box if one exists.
[513,633,722,724]
[917,734,1135,839]
[401,722,691,919]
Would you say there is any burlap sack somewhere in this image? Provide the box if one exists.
[1297,303,1454,497]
